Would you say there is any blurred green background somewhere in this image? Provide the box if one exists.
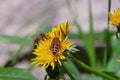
[0,0,120,80]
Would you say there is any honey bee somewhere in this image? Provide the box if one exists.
[33,33,47,49]
[50,37,61,55]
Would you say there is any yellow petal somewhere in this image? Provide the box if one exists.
[58,59,62,66]
[116,60,120,62]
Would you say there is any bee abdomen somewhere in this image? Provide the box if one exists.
[52,45,58,54]
[50,37,61,55]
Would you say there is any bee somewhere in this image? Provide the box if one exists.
[50,37,61,55]
[33,33,47,49]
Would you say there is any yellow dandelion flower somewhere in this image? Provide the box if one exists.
[32,21,73,70]
[108,8,120,27]
[116,60,120,62]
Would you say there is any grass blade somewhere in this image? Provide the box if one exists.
[0,35,33,46]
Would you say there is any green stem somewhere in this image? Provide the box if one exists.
[70,55,118,80]
[108,0,111,24]
[103,0,111,67]
[88,0,96,67]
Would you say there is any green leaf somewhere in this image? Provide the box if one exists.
[62,58,82,80]
[83,75,103,80]
[70,55,118,80]
[0,67,37,80]
[84,0,96,67]
[107,39,120,72]
[102,71,119,79]
[0,35,33,46]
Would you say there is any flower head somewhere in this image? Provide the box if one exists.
[108,8,120,27]
[117,60,120,62]
[32,21,73,70]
